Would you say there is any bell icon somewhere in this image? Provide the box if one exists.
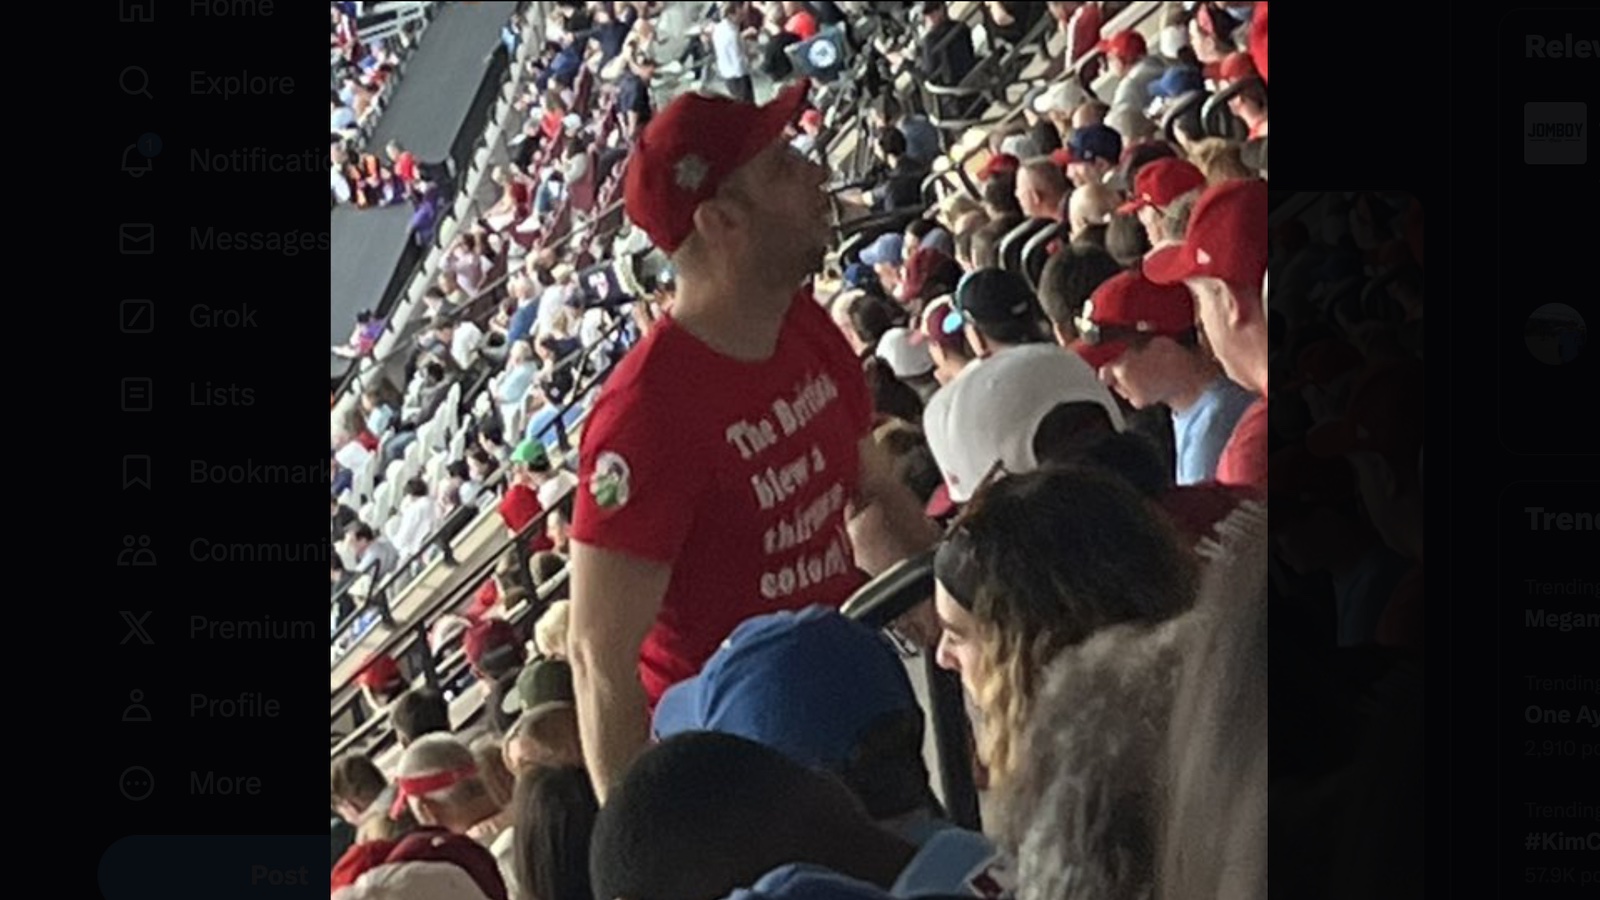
[123,144,152,178]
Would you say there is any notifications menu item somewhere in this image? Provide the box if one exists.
[1498,8,1597,452]
[1499,484,1600,896]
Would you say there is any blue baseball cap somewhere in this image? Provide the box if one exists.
[1148,66,1203,99]
[726,864,894,900]
[1064,124,1124,165]
[842,262,876,288]
[859,232,905,268]
[652,606,919,771]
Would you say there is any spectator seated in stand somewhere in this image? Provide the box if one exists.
[590,732,1014,900]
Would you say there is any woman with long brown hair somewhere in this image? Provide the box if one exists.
[932,464,1199,786]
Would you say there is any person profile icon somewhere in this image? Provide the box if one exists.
[118,535,157,566]
[123,690,152,723]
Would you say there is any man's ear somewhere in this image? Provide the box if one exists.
[965,323,987,356]
[1052,321,1074,347]
[690,199,738,245]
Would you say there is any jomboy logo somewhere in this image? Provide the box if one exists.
[1524,102,1587,164]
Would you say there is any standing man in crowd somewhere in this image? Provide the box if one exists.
[712,1,754,103]
[568,81,941,800]
[1144,178,1269,494]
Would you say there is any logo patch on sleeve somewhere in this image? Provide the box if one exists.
[591,451,632,509]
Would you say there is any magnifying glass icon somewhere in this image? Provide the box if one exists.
[120,66,153,100]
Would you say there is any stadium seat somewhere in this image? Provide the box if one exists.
[999,218,1054,274]
[1021,222,1063,290]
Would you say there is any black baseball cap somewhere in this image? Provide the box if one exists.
[954,268,1046,343]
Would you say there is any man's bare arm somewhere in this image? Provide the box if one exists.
[847,436,944,648]
[848,436,941,576]
[567,540,671,802]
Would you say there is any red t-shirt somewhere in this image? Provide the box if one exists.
[542,110,564,141]
[1216,397,1268,494]
[500,483,556,553]
[393,151,417,184]
[464,579,499,622]
[570,291,873,704]
[1069,4,1103,59]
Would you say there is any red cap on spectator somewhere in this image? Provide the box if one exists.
[385,830,509,900]
[333,841,398,891]
[1143,178,1269,291]
[800,108,823,129]
[1071,270,1197,370]
[1097,30,1146,61]
[979,153,1020,180]
[462,618,524,678]
[1305,361,1426,466]
[623,80,811,253]
[1219,51,1258,83]
[356,654,403,691]
[900,247,963,307]
[910,295,961,347]
[1116,158,1206,214]
[1250,2,1268,84]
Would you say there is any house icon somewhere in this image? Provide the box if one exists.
[120,0,154,23]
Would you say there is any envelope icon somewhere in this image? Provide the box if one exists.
[120,223,155,255]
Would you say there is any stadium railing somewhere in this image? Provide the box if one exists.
[329,309,633,668]
[333,4,538,396]
[330,327,630,759]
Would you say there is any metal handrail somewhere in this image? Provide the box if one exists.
[329,488,573,759]
[329,307,631,652]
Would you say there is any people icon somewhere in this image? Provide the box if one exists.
[117,535,157,566]
[123,690,152,722]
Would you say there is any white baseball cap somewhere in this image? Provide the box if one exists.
[1032,79,1088,116]
[923,344,1125,503]
[875,327,935,379]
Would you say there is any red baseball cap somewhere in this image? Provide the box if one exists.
[355,654,403,691]
[1071,270,1196,370]
[1219,51,1258,83]
[800,107,823,129]
[1306,361,1425,465]
[910,295,962,347]
[462,618,524,678]
[1097,30,1146,61]
[1280,338,1364,393]
[1116,158,1206,214]
[1250,2,1268,84]
[900,247,963,307]
[1143,178,1268,291]
[978,152,1020,180]
[623,80,812,253]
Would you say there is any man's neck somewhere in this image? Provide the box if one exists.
[447,798,505,836]
[673,278,792,361]
[1168,357,1223,413]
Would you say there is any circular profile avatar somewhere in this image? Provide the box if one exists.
[1523,303,1586,366]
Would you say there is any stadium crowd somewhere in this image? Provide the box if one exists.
[330,4,1425,900]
